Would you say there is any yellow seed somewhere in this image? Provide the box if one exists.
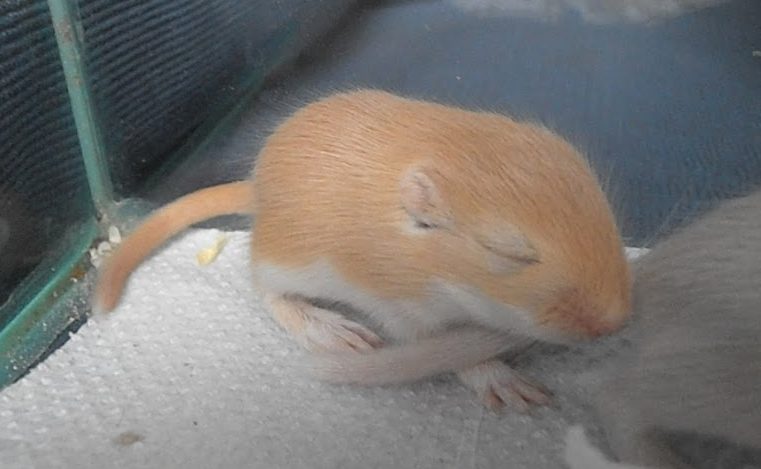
[196,234,229,266]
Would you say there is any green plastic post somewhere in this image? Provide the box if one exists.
[47,0,114,218]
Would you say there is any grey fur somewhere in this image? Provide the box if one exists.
[577,190,761,468]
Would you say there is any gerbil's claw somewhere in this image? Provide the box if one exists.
[499,372,553,409]
[457,360,552,412]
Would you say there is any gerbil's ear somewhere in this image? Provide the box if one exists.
[400,166,453,230]
[479,225,539,274]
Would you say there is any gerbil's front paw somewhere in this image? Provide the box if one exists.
[457,360,552,412]
[302,307,384,353]
[265,294,384,354]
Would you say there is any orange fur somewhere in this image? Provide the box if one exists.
[252,90,631,338]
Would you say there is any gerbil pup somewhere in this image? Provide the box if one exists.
[94,89,631,410]
[564,190,761,468]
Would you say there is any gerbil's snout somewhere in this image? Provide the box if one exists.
[541,287,630,341]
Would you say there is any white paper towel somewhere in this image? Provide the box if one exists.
[0,229,644,469]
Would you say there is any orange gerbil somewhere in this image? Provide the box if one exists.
[94,89,631,411]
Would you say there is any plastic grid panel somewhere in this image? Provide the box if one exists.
[77,0,287,195]
[0,0,91,314]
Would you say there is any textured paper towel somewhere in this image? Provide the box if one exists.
[0,229,647,469]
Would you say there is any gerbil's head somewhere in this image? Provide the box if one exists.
[399,118,631,344]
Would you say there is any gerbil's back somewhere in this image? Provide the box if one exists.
[623,190,761,447]
[248,89,626,304]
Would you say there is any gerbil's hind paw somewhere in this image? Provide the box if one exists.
[457,360,552,412]
[302,307,384,353]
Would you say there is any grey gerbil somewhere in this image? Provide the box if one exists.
[564,189,761,468]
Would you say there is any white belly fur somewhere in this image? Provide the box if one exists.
[251,258,536,341]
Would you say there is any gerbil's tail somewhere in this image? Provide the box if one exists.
[306,327,528,386]
[93,181,254,313]
[563,425,648,469]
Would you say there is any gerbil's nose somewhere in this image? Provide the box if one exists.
[541,289,630,340]
[578,314,625,338]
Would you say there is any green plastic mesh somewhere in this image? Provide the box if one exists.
[77,0,288,196]
[0,0,92,318]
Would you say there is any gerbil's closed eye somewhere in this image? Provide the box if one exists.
[477,226,540,274]
[400,166,453,230]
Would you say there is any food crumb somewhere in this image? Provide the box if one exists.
[108,225,122,244]
[196,234,229,266]
[113,431,144,446]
